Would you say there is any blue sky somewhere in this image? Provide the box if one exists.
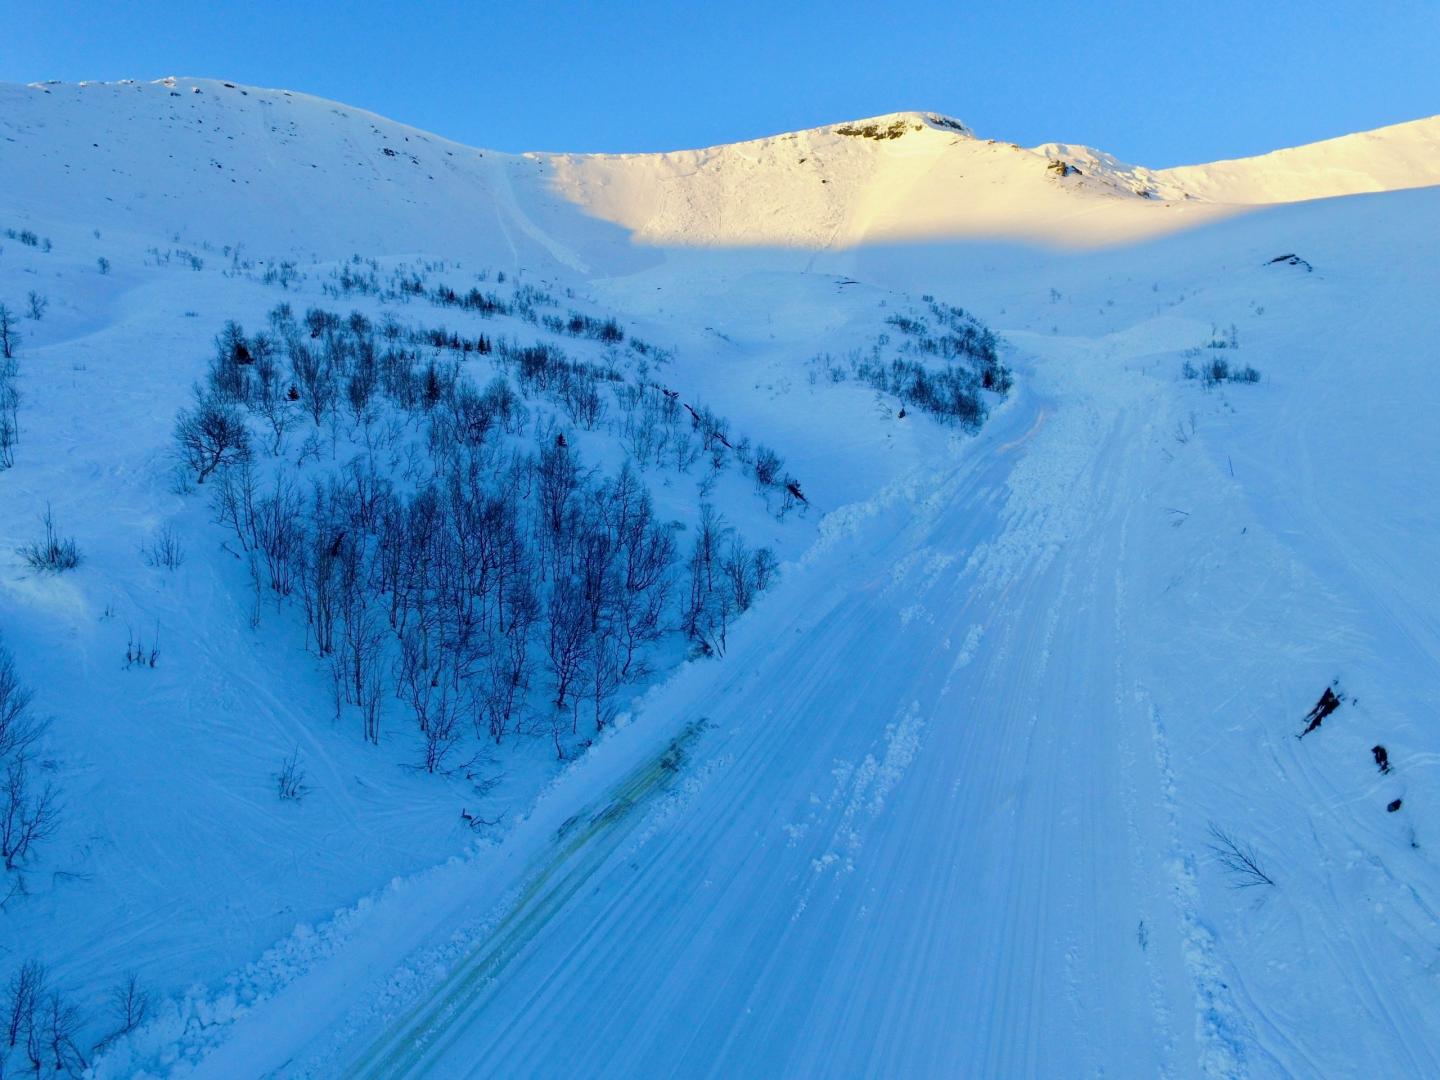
[5,1,1438,166]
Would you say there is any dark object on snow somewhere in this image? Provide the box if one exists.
[897,407,907,419]
[1046,159,1082,177]
[461,807,502,830]
[1372,745,1391,773]
[1298,686,1342,738]
[1388,799,1403,813]
[1267,253,1313,272]
[555,432,567,449]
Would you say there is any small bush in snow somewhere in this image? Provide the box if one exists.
[123,625,161,670]
[143,524,185,570]
[17,505,81,573]
[277,748,308,801]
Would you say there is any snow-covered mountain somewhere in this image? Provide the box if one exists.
[8,79,1439,264]
[3,77,1440,1079]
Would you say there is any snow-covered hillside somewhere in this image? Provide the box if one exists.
[9,81,1436,265]
[1156,113,1440,203]
[546,109,1440,248]
[2,77,1440,1079]
[542,111,1228,249]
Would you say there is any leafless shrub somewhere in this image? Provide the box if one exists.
[753,444,784,490]
[1207,823,1275,888]
[419,688,464,773]
[1,757,58,872]
[0,642,43,762]
[42,986,88,1074]
[277,747,307,801]
[0,373,17,470]
[93,972,150,1055]
[143,524,185,570]
[124,623,160,669]
[0,303,19,359]
[17,504,81,572]
[174,391,252,484]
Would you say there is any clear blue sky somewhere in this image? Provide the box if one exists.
[6,0,1438,166]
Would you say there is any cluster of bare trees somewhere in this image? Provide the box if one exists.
[4,961,85,1076]
[2,962,150,1077]
[894,300,1005,376]
[682,505,777,657]
[203,265,803,506]
[0,293,54,468]
[182,304,782,766]
[832,300,1011,427]
[215,434,686,763]
[326,257,663,358]
[1182,355,1262,386]
[0,638,56,910]
[855,352,992,428]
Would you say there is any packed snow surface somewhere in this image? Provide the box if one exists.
[2,77,1440,1078]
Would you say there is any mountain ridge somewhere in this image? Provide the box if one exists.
[3,76,1438,259]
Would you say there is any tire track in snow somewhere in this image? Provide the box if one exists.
[347,720,710,1079]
